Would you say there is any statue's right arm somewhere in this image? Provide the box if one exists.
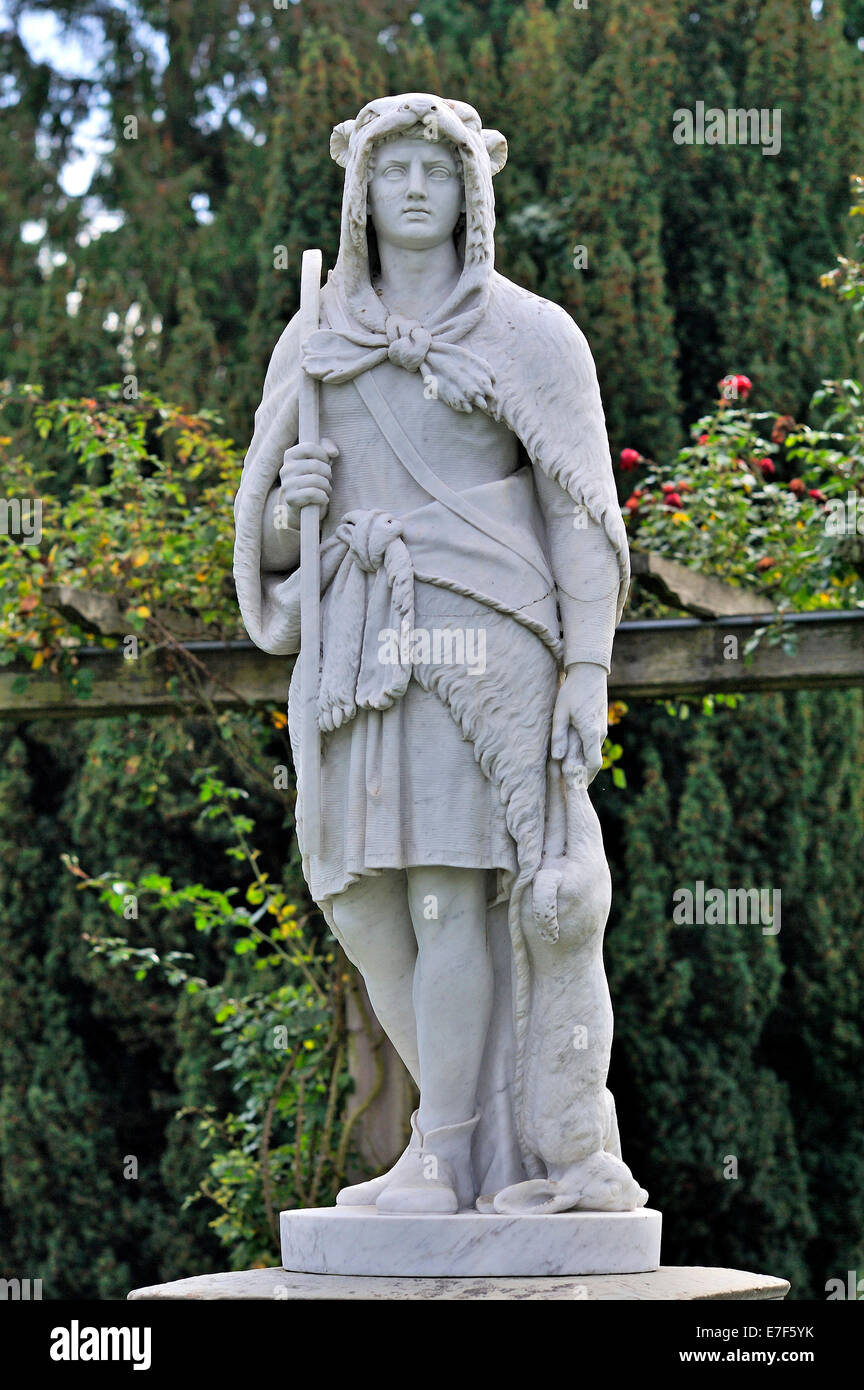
[241,313,337,574]
[260,485,301,573]
[260,439,337,573]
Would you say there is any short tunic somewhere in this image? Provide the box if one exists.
[306,360,525,900]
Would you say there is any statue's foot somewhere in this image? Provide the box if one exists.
[376,1111,479,1214]
[488,1151,648,1215]
[335,1110,420,1206]
[374,1151,460,1214]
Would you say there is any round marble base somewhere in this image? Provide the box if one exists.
[279,1204,662,1277]
[128,1265,789,1301]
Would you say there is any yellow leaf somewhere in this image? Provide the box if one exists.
[131,549,149,567]
[135,605,150,618]
[31,651,45,670]
[608,700,628,727]
[271,710,288,729]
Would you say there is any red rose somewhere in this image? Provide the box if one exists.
[624,495,641,512]
[698,433,709,445]
[719,373,752,401]
[808,488,825,502]
[789,478,806,496]
[759,457,776,477]
[664,492,683,508]
[620,448,642,470]
[661,481,676,492]
[755,556,774,571]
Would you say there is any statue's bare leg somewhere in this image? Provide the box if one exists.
[332,864,493,1210]
[328,870,419,1082]
[405,865,493,1131]
[370,865,491,1211]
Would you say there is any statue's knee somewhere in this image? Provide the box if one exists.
[328,894,367,964]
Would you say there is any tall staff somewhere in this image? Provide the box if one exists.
[298,248,323,857]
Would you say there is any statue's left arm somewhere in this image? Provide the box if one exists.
[534,467,620,778]
[515,296,627,780]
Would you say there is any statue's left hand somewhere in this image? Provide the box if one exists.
[550,663,608,783]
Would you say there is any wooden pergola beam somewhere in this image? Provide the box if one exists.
[1,611,862,720]
[611,609,864,699]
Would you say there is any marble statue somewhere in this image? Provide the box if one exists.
[233,93,653,1266]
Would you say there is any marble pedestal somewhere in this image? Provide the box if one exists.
[128,1266,790,1301]
[279,1205,662,1278]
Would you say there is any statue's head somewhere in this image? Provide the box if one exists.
[328,94,507,326]
[365,128,465,254]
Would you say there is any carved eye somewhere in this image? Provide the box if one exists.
[428,167,453,180]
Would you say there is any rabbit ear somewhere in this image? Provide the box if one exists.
[483,128,508,175]
[330,119,356,168]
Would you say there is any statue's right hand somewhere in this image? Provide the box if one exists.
[278,439,338,519]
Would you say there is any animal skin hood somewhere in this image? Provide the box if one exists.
[327,91,506,339]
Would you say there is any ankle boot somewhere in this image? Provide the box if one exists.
[335,1110,421,1207]
[376,1111,480,1214]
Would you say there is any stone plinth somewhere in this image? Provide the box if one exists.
[128,1266,789,1301]
[280,1205,662,1278]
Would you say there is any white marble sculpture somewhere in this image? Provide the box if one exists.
[233,93,651,1250]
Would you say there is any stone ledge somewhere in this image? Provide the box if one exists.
[128,1266,789,1301]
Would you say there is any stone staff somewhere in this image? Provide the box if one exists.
[298,248,323,857]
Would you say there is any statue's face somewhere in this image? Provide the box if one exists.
[367,135,464,251]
